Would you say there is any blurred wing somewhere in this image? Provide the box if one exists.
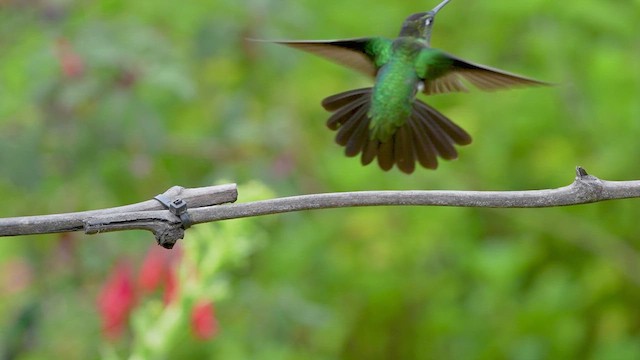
[254,38,387,77]
[423,52,551,95]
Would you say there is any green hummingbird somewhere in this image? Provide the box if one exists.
[265,0,548,173]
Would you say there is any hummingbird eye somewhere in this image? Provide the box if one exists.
[424,17,433,26]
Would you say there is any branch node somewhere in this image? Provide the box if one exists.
[83,211,185,249]
[576,166,589,177]
[572,167,604,203]
[154,223,185,249]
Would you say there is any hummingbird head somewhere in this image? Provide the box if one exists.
[399,0,451,44]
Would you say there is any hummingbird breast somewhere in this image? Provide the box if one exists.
[368,44,423,142]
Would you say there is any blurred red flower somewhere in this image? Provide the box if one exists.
[55,38,85,79]
[163,268,179,305]
[138,245,182,304]
[97,262,137,340]
[138,247,170,292]
[191,301,218,341]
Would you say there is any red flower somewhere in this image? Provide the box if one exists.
[191,301,218,341]
[138,246,170,292]
[97,262,137,340]
[138,245,181,304]
[163,268,179,305]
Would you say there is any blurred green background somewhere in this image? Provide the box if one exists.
[1,0,640,358]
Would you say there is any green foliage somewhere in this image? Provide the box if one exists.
[1,0,640,359]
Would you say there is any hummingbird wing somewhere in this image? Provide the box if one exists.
[421,52,550,95]
[258,38,393,78]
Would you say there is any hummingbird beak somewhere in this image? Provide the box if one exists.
[430,0,451,15]
[420,0,450,44]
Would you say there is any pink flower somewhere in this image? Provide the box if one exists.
[191,301,218,341]
[97,262,136,340]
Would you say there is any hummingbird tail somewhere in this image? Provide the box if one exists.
[321,88,472,174]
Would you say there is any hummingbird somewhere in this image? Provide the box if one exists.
[264,0,548,174]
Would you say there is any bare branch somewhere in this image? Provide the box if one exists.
[2,167,640,248]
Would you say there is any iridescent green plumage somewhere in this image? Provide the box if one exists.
[264,0,549,173]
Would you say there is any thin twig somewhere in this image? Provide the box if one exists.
[184,167,639,223]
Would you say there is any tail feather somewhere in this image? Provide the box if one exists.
[394,125,415,174]
[414,100,472,145]
[322,87,472,173]
[322,88,371,111]
[326,95,368,130]
[361,138,379,165]
[408,115,438,169]
[377,139,395,171]
[345,115,370,157]
[412,104,458,160]
[335,105,369,146]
